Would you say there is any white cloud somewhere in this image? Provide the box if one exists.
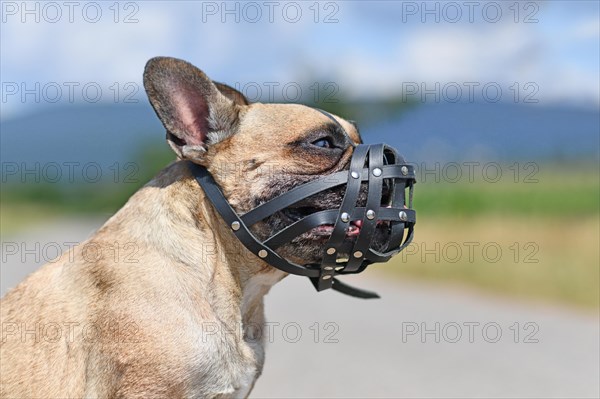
[571,18,600,40]
[1,0,598,119]
[335,21,599,106]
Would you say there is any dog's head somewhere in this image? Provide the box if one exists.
[143,57,394,265]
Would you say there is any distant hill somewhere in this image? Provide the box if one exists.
[1,103,164,169]
[2,102,598,183]
[366,102,599,163]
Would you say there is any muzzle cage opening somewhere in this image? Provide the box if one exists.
[191,120,416,299]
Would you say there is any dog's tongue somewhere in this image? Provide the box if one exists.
[347,220,362,237]
[345,206,404,236]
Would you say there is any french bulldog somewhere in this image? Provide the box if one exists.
[0,57,373,398]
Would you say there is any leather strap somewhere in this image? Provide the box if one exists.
[315,144,370,290]
[345,144,384,272]
[191,162,319,277]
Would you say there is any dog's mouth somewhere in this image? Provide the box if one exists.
[273,203,392,264]
[281,208,390,237]
[279,187,393,240]
[255,178,395,264]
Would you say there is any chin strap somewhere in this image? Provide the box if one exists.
[313,276,380,299]
[189,161,382,299]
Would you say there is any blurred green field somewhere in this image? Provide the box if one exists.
[0,144,175,235]
[379,215,599,309]
[415,165,599,217]
[385,165,599,309]
[1,162,598,308]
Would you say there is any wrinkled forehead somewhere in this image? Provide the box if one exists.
[240,103,361,144]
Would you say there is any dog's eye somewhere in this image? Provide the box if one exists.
[311,137,333,149]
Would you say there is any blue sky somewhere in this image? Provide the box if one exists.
[1,1,598,119]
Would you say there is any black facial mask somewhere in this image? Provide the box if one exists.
[190,109,416,299]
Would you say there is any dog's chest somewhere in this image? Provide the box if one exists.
[186,270,285,398]
[184,313,261,398]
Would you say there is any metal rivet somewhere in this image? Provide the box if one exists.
[324,266,334,271]
[366,210,375,220]
[353,251,363,258]
[322,275,332,280]
[258,249,268,258]
[340,212,350,223]
[401,166,409,176]
[351,171,359,179]
[231,221,241,231]
[372,168,382,177]
[399,211,407,221]
[335,266,345,271]
[326,247,336,255]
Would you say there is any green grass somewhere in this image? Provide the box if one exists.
[415,165,599,217]
[0,202,64,236]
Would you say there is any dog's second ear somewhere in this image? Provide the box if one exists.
[214,82,250,106]
[143,57,248,160]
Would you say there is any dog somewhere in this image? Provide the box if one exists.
[0,57,368,398]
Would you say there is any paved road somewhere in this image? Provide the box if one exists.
[2,219,599,398]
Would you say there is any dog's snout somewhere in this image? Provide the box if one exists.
[354,178,392,208]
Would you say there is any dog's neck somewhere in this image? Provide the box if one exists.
[101,160,285,325]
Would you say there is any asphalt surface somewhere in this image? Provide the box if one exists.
[1,219,598,398]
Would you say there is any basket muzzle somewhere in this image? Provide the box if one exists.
[191,113,416,299]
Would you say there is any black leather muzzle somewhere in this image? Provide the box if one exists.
[191,112,416,299]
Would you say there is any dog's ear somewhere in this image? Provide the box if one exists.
[214,82,250,106]
[143,57,246,160]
